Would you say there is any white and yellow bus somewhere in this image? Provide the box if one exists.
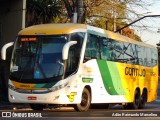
[6,23,158,111]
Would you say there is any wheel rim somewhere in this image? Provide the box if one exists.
[141,93,146,104]
[141,95,144,104]
[135,92,140,107]
[81,92,88,107]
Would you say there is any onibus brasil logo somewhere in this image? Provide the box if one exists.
[2,112,42,118]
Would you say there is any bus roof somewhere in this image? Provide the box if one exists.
[87,25,156,49]
[18,23,156,49]
[105,30,156,49]
[18,23,86,35]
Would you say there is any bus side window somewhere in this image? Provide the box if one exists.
[100,38,124,62]
[100,37,111,61]
[112,41,124,62]
[135,45,141,65]
[123,42,131,63]
[66,32,85,77]
[151,49,158,66]
[146,48,151,67]
[140,47,145,66]
[84,34,100,62]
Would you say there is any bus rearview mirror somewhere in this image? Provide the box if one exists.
[62,41,77,60]
[1,42,14,60]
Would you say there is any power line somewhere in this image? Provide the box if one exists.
[115,15,160,33]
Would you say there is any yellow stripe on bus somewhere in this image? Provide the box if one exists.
[11,80,37,90]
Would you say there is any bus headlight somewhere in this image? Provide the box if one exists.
[8,84,17,91]
[48,82,68,92]
[8,82,69,93]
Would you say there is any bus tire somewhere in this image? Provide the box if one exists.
[30,104,45,110]
[139,90,147,109]
[74,88,91,112]
[123,90,140,109]
[130,89,140,109]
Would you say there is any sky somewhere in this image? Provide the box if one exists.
[129,0,160,46]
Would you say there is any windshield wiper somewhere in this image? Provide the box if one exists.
[34,39,47,79]
[19,41,36,81]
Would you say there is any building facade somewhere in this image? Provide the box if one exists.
[0,0,26,101]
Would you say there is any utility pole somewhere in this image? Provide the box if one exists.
[63,0,84,23]
[113,0,117,32]
[76,0,84,23]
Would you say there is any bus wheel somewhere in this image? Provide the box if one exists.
[139,90,147,109]
[131,90,140,109]
[74,88,91,112]
[123,90,140,109]
[30,104,45,110]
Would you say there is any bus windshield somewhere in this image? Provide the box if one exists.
[10,35,67,83]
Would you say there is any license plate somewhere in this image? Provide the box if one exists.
[28,96,37,100]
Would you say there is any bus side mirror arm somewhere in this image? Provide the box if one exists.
[62,41,77,60]
[1,42,14,60]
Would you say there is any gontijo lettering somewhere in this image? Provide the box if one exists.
[125,67,146,77]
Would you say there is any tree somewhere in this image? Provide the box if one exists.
[62,0,74,21]
[26,0,149,41]
[26,0,63,26]
[83,0,145,41]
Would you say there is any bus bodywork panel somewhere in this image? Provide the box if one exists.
[9,58,158,104]
[18,24,87,35]
[9,75,82,104]
[81,59,158,103]
[9,59,128,104]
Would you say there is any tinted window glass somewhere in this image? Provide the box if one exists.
[84,33,157,67]
[101,38,112,60]
[130,44,138,64]
[151,49,158,66]
[84,34,100,60]
[66,32,85,76]
[112,41,124,62]
[146,48,151,67]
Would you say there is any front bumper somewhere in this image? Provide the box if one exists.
[9,88,80,104]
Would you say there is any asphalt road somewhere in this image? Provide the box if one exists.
[0,98,160,119]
